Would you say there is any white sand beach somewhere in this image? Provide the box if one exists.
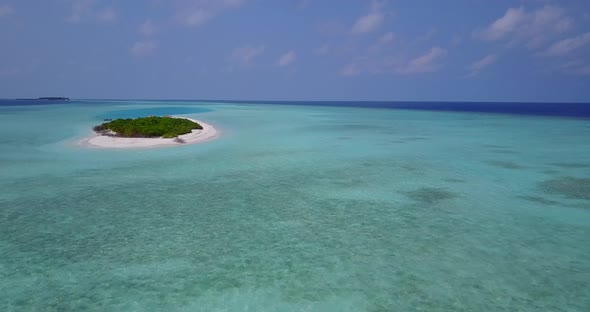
[79,117,218,149]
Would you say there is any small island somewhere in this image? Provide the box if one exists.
[93,116,203,138]
[79,116,218,149]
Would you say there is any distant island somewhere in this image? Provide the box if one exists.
[15,97,70,101]
[38,97,70,101]
[93,116,203,139]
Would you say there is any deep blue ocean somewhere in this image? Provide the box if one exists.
[2,99,589,118]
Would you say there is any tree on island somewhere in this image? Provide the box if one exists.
[93,116,202,138]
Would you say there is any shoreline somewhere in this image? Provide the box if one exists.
[78,117,219,149]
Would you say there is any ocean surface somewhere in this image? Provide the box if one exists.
[0,99,589,311]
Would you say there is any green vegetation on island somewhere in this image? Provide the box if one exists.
[93,116,202,138]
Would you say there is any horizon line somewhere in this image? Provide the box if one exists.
[3,98,590,104]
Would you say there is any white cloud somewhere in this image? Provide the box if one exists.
[351,1,386,35]
[0,4,14,17]
[379,32,395,44]
[130,40,158,57]
[230,45,265,66]
[575,65,590,75]
[66,0,118,24]
[339,38,447,76]
[397,47,447,74]
[223,0,247,8]
[544,32,590,56]
[351,12,384,34]
[368,32,395,54]
[476,5,572,48]
[139,20,158,36]
[176,0,248,27]
[525,5,572,47]
[96,7,117,22]
[277,50,296,67]
[470,54,497,71]
[66,0,94,23]
[340,63,361,77]
[477,7,526,41]
[181,8,214,26]
[451,34,462,46]
[559,59,590,76]
[467,53,498,77]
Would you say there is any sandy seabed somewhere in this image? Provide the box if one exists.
[78,117,218,149]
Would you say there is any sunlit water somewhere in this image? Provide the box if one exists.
[1,101,589,311]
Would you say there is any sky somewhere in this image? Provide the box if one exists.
[1,0,590,102]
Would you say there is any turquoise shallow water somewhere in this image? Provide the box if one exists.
[1,101,589,311]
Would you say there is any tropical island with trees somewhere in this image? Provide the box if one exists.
[93,116,203,138]
[81,116,218,149]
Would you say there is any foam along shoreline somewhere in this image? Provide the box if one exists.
[79,117,218,149]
